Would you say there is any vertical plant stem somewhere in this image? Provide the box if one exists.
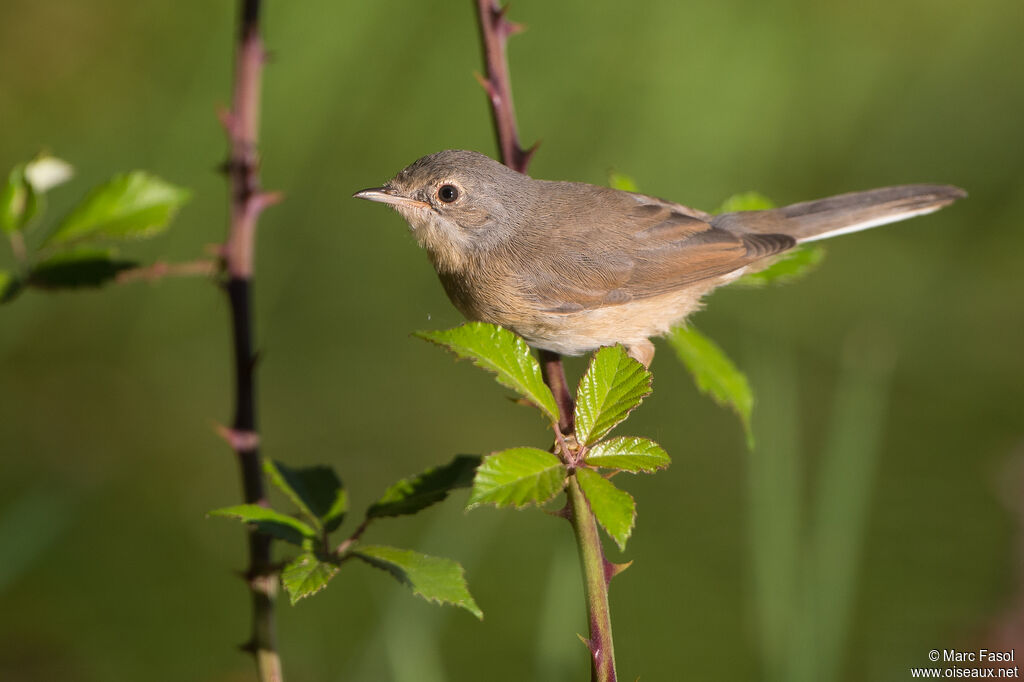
[567,475,617,682]
[474,0,532,174]
[221,2,282,681]
[474,4,617,679]
[539,349,575,435]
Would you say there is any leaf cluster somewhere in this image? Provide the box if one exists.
[420,323,670,552]
[210,456,482,616]
[0,154,189,303]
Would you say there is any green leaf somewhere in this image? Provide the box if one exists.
[668,325,754,447]
[27,247,137,289]
[575,469,636,552]
[1,165,39,234]
[608,172,639,192]
[282,552,339,604]
[0,270,22,304]
[208,503,316,546]
[584,436,671,473]
[44,171,190,246]
[574,346,652,446]
[714,191,776,214]
[416,322,559,424]
[368,454,481,519]
[733,244,825,288]
[467,447,566,509]
[264,460,347,532]
[354,545,482,619]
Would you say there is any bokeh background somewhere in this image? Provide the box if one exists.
[1,1,1022,680]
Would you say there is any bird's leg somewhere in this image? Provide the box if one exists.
[627,339,655,368]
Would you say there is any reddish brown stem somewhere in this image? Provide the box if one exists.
[539,349,575,435]
[474,5,616,681]
[474,0,534,174]
[221,2,282,681]
[474,0,574,430]
[115,259,217,283]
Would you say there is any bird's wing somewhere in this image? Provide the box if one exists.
[514,186,795,313]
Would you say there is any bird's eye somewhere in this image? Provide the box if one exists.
[437,184,460,203]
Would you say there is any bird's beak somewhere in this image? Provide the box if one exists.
[352,186,431,210]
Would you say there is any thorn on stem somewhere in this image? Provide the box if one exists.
[214,423,261,452]
[474,71,499,99]
[253,190,284,214]
[605,559,633,583]
[217,106,237,135]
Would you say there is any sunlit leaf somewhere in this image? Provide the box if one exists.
[416,322,559,424]
[574,346,652,446]
[282,552,339,604]
[368,454,481,519]
[45,171,189,245]
[714,191,775,214]
[208,503,316,546]
[608,172,639,192]
[584,436,670,473]
[1,165,39,234]
[354,545,482,619]
[27,247,136,289]
[733,244,825,288]
[467,447,566,509]
[575,469,636,551]
[668,325,753,447]
[264,460,347,532]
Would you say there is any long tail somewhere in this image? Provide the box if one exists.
[713,184,967,243]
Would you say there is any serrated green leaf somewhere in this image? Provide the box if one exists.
[575,469,636,551]
[608,172,639,192]
[368,454,481,519]
[264,460,347,532]
[27,247,137,289]
[584,436,671,473]
[467,447,566,509]
[714,191,776,214]
[574,346,652,446]
[44,171,189,246]
[668,325,753,447]
[354,545,482,619]
[282,552,339,604]
[1,165,39,234]
[733,244,825,288]
[208,503,316,546]
[416,322,559,424]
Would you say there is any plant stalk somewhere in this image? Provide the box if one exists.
[567,475,618,682]
[221,1,282,681]
[474,3,618,678]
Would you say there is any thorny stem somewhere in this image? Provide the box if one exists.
[474,3,617,680]
[221,2,282,681]
[474,0,533,174]
[567,476,618,682]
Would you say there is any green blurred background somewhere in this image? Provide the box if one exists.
[1,1,1022,680]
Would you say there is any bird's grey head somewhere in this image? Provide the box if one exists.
[354,150,533,272]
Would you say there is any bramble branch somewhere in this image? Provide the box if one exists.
[473,4,617,680]
[219,1,282,681]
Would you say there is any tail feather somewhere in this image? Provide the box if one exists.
[713,184,966,243]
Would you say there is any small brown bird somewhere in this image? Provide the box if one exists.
[355,150,964,366]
